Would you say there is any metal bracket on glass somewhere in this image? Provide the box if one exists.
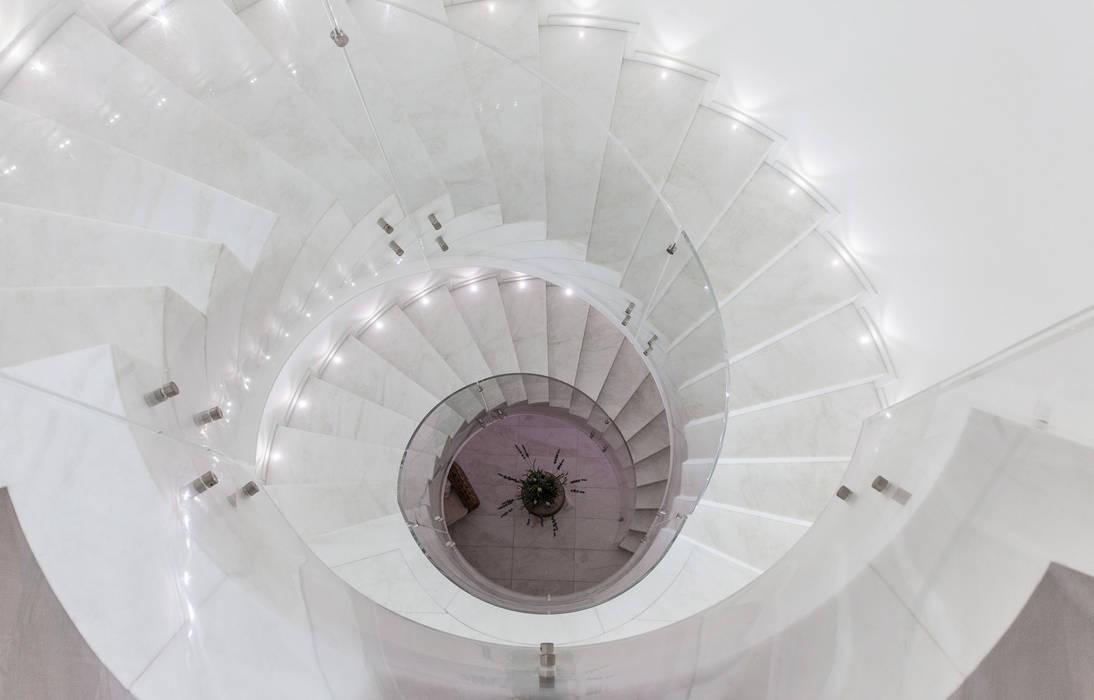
[642,334,658,356]
[377,217,394,234]
[182,470,219,499]
[193,406,224,425]
[428,213,442,230]
[621,301,635,326]
[330,27,349,47]
[144,381,179,406]
[836,485,853,500]
[435,235,449,252]
[666,242,677,255]
[539,643,556,688]
[388,240,404,257]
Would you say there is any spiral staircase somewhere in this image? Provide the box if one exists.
[2,0,1092,698]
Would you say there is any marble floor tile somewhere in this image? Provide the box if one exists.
[575,549,632,583]
[510,579,577,597]
[513,547,575,581]
[456,545,513,581]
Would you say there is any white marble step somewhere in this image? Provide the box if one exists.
[498,277,549,403]
[634,447,671,488]
[346,0,498,215]
[0,203,222,313]
[402,285,505,409]
[445,0,545,223]
[623,541,757,624]
[621,107,773,303]
[628,412,670,463]
[320,336,442,423]
[572,310,626,419]
[635,482,666,509]
[702,461,848,524]
[236,0,444,211]
[585,60,706,273]
[538,24,625,244]
[596,340,650,419]
[287,375,416,449]
[264,482,398,539]
[0,288,206,407]
[662,106,775,243]
[1,16,336,257]
[688,383,882,461]
[450,278,525,404]
[358,304,464,401]
[267,425,405,486]
[614,375,665,440]
[648,164,830,342]
[546,284,588,407]
[728,305,888,412]
[681,502,810,571]
[0,99,275,266]
[101,0,388,222]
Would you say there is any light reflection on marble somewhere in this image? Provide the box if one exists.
[287,376,415,448]
[704,461,847,523]
[321,337,440,421]
[586,62,705,272]
[120,0,386,221]
[539,25,625,242]
[546,284,588,405]
[596,340,650,419]
[722,231,867,358]
[0,99,275,266]
[358,305,465,400]
[682,504,809,570]
[449,278,525,404]
[627,412,670,463]
[266,425,405,486]
[446,0,546,222]
[573,310,626,402]
[347,0,498,214]
[661,107,773,242]
[729,305,887,410]
[614,375,666,440]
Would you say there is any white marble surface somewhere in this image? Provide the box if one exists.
[321,336,439,421]
[614,375,666,440]
[449,278,524,404]
[0,286,191,371]
[0,99,275,266]
[722,232,868,358]
[358,305,465,400]
[402,285,503,407]
[237,0,443,211]
[287,376,415,449]
[703,461,847,523]
[538,25,625,242]
[265,481,397,538]
[120,0,386,221]
[498,278,549,401]
[274,202,354,320]
[596,339,650,419]
[545,284,588,407]
[3,15,339,245]
[729,305,887,410]
[627,412,670,463]
[683,503,809,570]
[677,368,728,420]
[266,425,404,486]
[637,544,756,622]
[634,448,671,487]
[662,107,774,240]
[695,164,828,301]
[573,309,625,406]
[585,62,705,272]
[0,203,221,313]
[715,383,881,459]
[446,0,545,223]
[347,0,498,215]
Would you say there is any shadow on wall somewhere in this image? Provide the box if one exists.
[0,488,133,700]
[951,562,1094,700]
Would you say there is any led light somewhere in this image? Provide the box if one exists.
[470,283,479,292]
[731,123,739,130]
[859,334,872,345]
[565,288,574,296]
[271,451,283,462]
[788,187,797,195]
[297,399,309,409]
[661,70,668,79]
[375,320,385,330]
[518,280,527,289]
[421,296,430,305]
[333,355,343,364]
[488,2,495,11]
[830,258,842,267]
[579,30,585,38]
[305,312,311,318]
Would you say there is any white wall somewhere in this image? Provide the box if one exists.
[544,0,1094,397]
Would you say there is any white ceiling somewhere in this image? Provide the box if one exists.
[545,0,1094,398]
